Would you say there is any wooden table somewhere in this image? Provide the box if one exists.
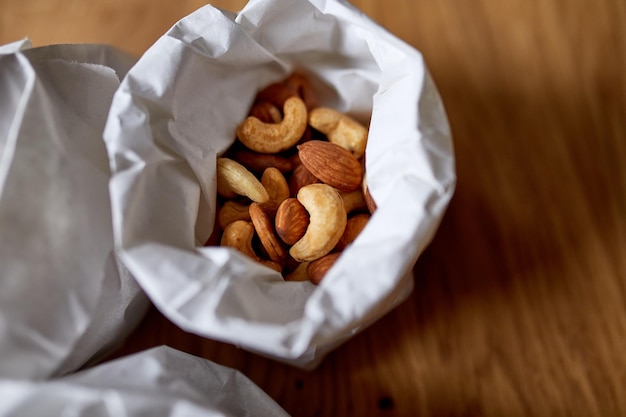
[3,0,625,415]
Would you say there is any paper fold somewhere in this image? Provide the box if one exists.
[104,0,455,368]
[0,346,289,417]
[0,42,148,379]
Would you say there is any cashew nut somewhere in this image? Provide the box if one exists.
[284,261,310,282]
[236,96,308,154]
[217,200,250,230]
[259,167,290,216]
[289,184,347,262]
[249,101,282,123]
[282,72,319,110]
[216,157,269,203]
[220,220,282,272]
[220,220,257,260]
[308,107,368,158]
[254,72,319,110]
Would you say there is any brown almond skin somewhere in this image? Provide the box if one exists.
[275,198,310,245]
[288,163,320,196]
[307,252,342,285]
[230,147,293,175]
[335,213,370,251]
[297,140,363,192]
[249,203,287,263]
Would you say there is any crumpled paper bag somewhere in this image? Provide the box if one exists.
[0,346,289,417]
[0,40,149,379]
[104,0,456,368]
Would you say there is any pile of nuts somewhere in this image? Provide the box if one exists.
[211,73,376,285]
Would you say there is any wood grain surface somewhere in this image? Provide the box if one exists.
[2,0,625,416]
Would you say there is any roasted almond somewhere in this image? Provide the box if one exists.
[335,213,370,251]
[297,140,363,192]
[249,202,287,263]
[288,163,320,196]
[275,198,310,245]
[230,147,293,174]
[307,252,342,285]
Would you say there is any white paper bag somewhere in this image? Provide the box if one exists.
[0,346,289,417]
[104,0,456,368]
[0,41,149,378]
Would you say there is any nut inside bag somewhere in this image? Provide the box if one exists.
[104,0,456,368]
[0,41,149,378]
[0,346,289,417]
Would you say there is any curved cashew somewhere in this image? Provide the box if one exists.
[217,200,250,230]
[283,72,319,110]
[216,157,269,203]
[259,167,290,216]
[284,261,310,282]
[308,107,368,158]
[254,72,319,110]
[289,184,347,262]
[236,96,308,154]
[220,220,282,273]
[220,220,258,260]
[249,101,282,123]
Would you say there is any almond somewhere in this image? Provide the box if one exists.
[249,202,287,263]
[297,140,363,192]
[307,252,342,285]
[230,147,293,174]
[288,163,320,196]
[335,213,370,251]
[275,198,310,245]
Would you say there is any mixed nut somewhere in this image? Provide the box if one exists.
[210,72,376,285]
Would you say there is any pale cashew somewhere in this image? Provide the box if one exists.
[236,96,308,154]
[249,101,282,123]
[289,184,347,262]
[217,200,250,230]
[216,157,269,203]
[220,220,282,272]
[308,107,368,158]
[259,167,290,216]
[254,72,319,110]
[220,220,258,260]
[284,261,310,282]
